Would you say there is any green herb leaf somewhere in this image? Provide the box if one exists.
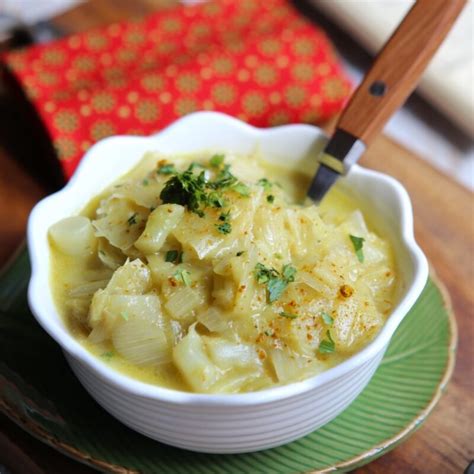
[208,192,225,208]
[157,163,176,175]
[174,269,192,286]
[254,263,279,284]
[321,312,334,325]
[120,311,129,321]
[165,250,179,263]
[257,178,273,192]
[236,251,245,257]
[100,351,114,360]
[318,330,335,354]
[211,164,238,189]
[127,213,138,226]
[254,263,297,303]
[216,222,231,234]
[274,253,282,259]
[279,311,298,319]
[209,154,225,167]
[267,279,288,303]
[142,179,149,186]
[349,234,365,263]
[188,162,205,172]
[160,167,209,216]
[282,264,297,282]
[266,194,275,203]
[215,211,232,234]
[232,182,250,197]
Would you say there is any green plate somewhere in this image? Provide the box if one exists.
[0,250,456,473]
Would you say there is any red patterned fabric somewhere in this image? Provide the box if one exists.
[2,0,351,179]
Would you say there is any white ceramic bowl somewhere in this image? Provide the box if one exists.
[27,112,428,454]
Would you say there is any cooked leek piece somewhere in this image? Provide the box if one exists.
[112,319,170,366]
[164,286,204,322]
[135,204,184,254]
[203,337,260,370]
[49,216,97,257]
[173,324,221,392]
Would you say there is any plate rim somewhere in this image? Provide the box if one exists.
[0,264,457,474]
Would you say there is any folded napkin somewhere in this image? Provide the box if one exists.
[2,0,351,179]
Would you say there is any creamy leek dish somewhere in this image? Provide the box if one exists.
[49,152,397,394]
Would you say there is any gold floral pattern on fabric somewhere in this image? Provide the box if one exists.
[174,97,198,116]
[141,73,165,92]
[54,137,77,160]
[41,49,66,66]
[176,73,201,94]
[91,120,116,141]
[3,0,351,179]
[212,83,237,105]
[254,64,278,86]
[322,77,349,101]
[242,91,267,116]
[284,85,307,108]
[53,110,78,133]
[291,63,314,82]
[91,92,116,113]
[212,57,235,76]
[268,110,291,126]
[135,100,160,123]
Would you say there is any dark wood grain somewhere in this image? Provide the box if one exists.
[338,0,467,145]
[0,1,472,473]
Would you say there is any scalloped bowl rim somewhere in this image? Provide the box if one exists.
[27,111,428,406]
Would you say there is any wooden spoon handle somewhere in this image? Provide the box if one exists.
[337,0,467,146]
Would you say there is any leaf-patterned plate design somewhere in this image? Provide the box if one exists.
[0,250,456,473]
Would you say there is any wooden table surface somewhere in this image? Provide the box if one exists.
[0,1,473,473]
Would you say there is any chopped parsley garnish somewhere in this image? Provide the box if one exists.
[160,161,249,232]
[279,311,298,319]
[216,222,231,234]
[157,163,176,175]
[321,312,334,325]
[257,178,273,192]
[188,162,206,172]
[174,269,192,286]
[216,210,232,234]
[274,253,282,259]
[142,178,149,186]
[254,263,279,284]
[100,351,114,360]
[236,251,245,257]
[209,164,249,196]
[349,234,365,263]
[160,166,210,217]
[165,250,180,263]
[209,154,225,168]
[212,164,237,188]
[318,330,335,354]
[120,311,129,321]
[208,192,225,208]
[127,213,138,225]
[254,263,297,303]
[267,194,275,203]
[232,182,251,197]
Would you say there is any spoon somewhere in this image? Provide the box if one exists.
[307,0,467,202]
